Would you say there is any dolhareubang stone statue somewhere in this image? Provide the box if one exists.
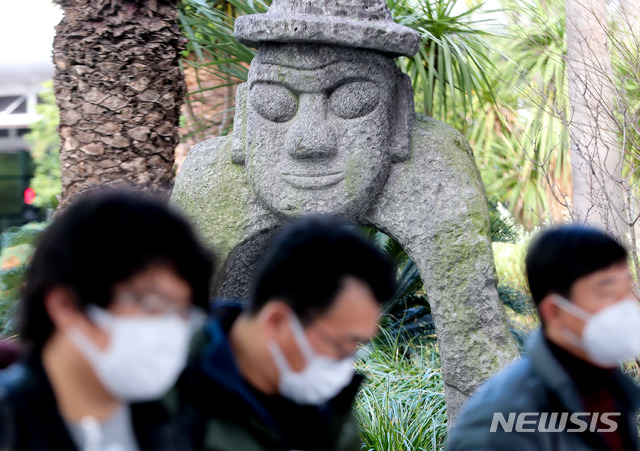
[171,0,519,420]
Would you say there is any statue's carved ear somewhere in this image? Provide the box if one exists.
[389,73,414,163]
[231,83,248,165]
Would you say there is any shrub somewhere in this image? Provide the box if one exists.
[0,222,48,335]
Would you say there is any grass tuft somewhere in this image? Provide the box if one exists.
[355,336,448,450]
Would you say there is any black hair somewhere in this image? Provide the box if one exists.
[19,190,215,349]
[249,217,396,323]
[525,225,627,307]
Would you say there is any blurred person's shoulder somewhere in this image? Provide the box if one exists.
[0,338,23,406]
[457,354,546,420]
[0,357,29,401]
[447,352,550,450]
[179,299,245,392]
[185,299,244,358]
[0,352,53,422]
[0,356,34,448]
[0,339,21,370]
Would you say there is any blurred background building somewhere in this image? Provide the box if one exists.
[0,0,61,231]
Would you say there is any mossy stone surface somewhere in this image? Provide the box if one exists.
[365,116,519,420]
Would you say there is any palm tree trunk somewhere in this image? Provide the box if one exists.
[53,0,185,207]
[565,0,625,236]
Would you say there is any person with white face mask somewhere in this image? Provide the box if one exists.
[179,217,396,451]
[0,191,215,451]
[449,225,640,451]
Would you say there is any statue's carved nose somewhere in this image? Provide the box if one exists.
[286,95,338,160]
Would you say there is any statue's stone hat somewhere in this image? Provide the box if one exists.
[234,0,421,57]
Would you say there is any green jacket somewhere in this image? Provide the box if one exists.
[179,305,363,451]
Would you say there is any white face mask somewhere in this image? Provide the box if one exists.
[553,295,640,367]
[67,306,191,401]
[269,313,355,405]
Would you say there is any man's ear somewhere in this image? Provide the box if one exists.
[538,294,561,326]
[231,83,248,165]
[257,301,291,340]
[44,287,82,330]
[388,72,414,163]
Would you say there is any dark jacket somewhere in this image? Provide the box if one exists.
[0,339,20,370]
[179,305,363,451]
[448,331,640,451]
[0,353,192,451]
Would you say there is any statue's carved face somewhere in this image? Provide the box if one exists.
[243,44,400,218]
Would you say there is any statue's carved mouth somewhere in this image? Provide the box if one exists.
[281,172,345,190]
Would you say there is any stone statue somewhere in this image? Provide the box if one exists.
[171,0,519,421]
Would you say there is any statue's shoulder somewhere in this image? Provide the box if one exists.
[180,135,233,171]
[412,113,465,139]
[173,135,240,201]
[412,114,474,159]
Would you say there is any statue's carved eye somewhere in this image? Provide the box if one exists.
[329,81,380,119]
[250,83,298,123]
